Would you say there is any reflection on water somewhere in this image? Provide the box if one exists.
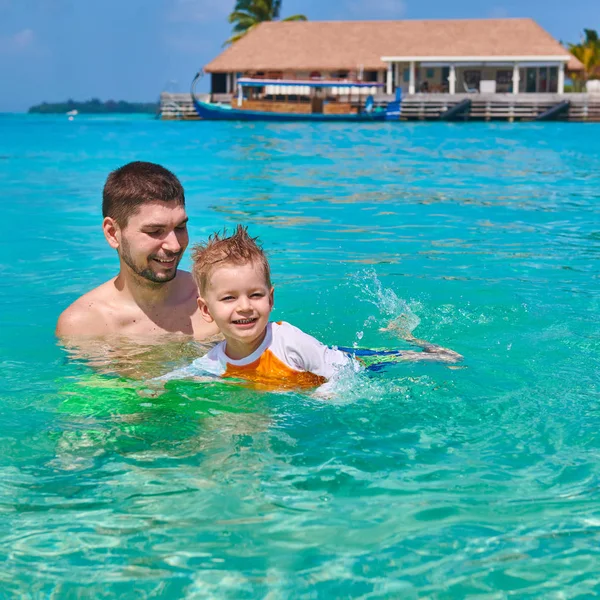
[59,335,218,379]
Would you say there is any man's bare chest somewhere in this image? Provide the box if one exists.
[107,302,197,336]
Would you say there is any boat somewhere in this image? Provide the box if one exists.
[191,72,400,122]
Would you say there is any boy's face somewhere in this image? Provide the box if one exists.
[198,260,274,358]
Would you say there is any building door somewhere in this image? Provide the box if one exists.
[548,67,558,93]
[539,67,548,93]
[463,70,481,92]
[526,68,537,93]
[311,89,324,114]
[211,73,227,94]
[441,67,450,92]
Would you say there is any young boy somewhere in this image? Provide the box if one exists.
[160,225,356,391]
[156,226,463,391]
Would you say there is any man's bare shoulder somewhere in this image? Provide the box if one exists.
[173,270,203,306]
[56,280,117,337]
[56,270,219,340]
[174,269,196,289]
[175,270,221,339]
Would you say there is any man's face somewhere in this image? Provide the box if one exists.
[117,201,189,284]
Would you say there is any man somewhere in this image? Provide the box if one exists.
[56,161,219,340]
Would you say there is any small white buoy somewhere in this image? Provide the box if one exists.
[587,80,600,94]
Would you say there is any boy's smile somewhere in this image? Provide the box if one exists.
[199,261,274,360]
[232,317,259,328]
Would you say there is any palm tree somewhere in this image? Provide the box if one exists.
[225,0,307,46]
[568,29,600,90]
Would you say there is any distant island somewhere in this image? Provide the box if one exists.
[28,98,159,114]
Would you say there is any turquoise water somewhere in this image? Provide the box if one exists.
[1,114,599,597]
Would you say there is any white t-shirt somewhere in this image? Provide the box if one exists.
[159,321,355,391]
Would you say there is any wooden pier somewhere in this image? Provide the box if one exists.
[400,93,600,122]
[160,92,600,122]
[160,92,202,120]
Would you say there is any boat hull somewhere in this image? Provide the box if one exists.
[192,98,387,122]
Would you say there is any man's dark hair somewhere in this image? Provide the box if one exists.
[102,161,185,227]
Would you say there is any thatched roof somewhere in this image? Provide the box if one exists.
[205,18,583,72]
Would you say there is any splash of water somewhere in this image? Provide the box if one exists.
[350,269,422,337]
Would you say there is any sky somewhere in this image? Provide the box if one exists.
[0,0,595,111]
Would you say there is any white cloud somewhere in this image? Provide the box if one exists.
[345,0,407,19]
[489,6,510,18]
[0,0,71,13]
[13,28,34,48]
[164,32,216,54]
[168,0,233,24]
[0,28,35,54]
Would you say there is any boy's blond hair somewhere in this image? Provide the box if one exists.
[191,225,271,295]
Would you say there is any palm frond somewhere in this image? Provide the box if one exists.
[583,29,598,44]
[225,0,308,46]
[250,0,275,21]
[228,10,255,24]
[569,43,600,80]
[224,23,259,46]
[281,14,307,22]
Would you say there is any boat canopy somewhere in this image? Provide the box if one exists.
[237,77,384,88]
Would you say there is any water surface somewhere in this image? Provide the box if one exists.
[1,114,599,597]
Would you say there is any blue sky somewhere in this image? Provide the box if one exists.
[0,0,595,111]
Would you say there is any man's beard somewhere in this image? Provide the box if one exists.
[119,237,181,284]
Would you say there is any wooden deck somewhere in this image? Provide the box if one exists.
[159,92,203,120]
[160,92,600,122]
[400,93,600,122]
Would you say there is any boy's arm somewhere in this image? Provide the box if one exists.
[279,323,358,380]
[389,331,463,364]
[150,352,224,383]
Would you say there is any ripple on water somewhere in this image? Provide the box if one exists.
[1,118,600,596]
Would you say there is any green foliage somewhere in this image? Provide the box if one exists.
[28,99,159,114]
[225,0,307,46]
[568,28,600,89]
